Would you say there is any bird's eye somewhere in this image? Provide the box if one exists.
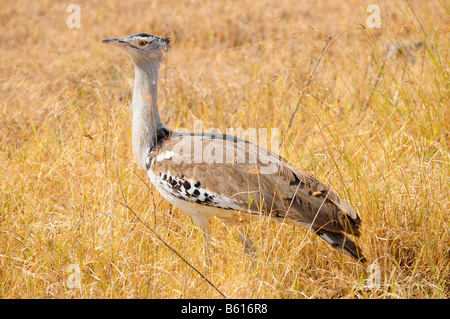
[139,40,147,46]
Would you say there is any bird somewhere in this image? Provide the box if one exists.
[101,32,366,264]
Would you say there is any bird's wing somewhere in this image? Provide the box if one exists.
[147,133,361,236]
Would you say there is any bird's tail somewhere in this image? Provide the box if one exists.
[314,229,366,262]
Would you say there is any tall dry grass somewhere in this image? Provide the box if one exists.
[0,0,448,298]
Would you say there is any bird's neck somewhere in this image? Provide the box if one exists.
[132,59,167,170]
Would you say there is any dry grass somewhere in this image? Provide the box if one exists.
[0,0,449,298]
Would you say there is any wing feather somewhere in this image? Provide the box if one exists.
[148,134,361,236]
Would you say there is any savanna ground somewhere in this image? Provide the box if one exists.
[0,0,448,299]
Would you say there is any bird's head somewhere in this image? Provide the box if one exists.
[102,33,170,64]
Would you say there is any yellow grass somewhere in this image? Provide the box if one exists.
[0,0,448,298]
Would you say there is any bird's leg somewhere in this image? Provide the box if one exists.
[220,219,257,262]
[191,215,212,268]
[236,228,256,256]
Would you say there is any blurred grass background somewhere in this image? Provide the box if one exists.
[0,0,448,298]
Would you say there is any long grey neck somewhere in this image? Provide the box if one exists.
[131,58,168,170]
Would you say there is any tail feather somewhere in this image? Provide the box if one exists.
[315,229,366,262]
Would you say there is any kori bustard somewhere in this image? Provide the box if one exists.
[102,33,366,263]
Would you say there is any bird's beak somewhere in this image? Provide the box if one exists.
[101,38,127,47]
